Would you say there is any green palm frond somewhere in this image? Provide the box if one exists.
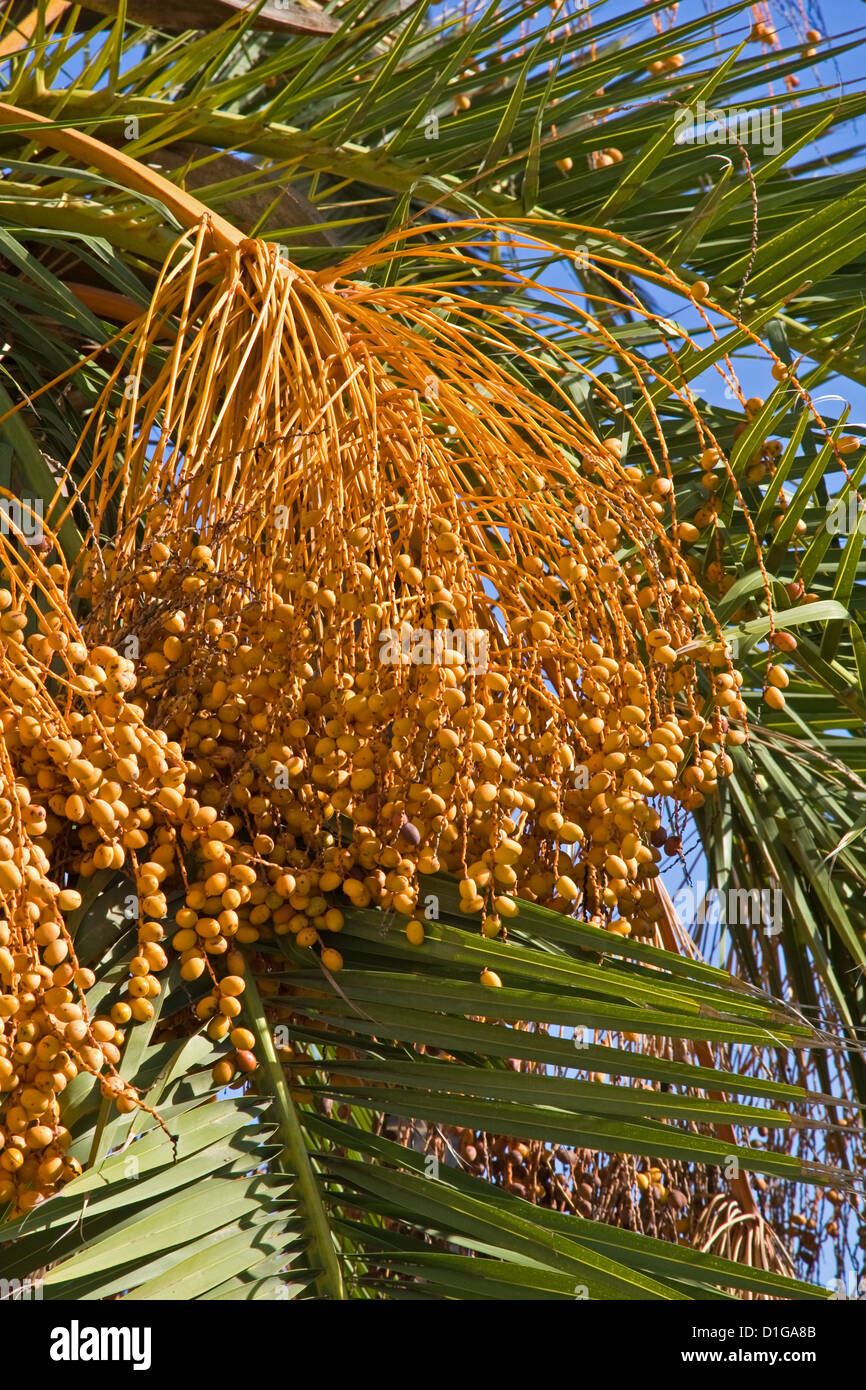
[0,873,848,1299]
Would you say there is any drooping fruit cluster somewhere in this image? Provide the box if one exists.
[0,567,183,1211]
[0,221,762,1211]
[72,493,741,955]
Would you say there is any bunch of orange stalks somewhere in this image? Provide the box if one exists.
[0,116,804,1210]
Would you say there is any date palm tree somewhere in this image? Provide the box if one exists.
[1,0,865,1299]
